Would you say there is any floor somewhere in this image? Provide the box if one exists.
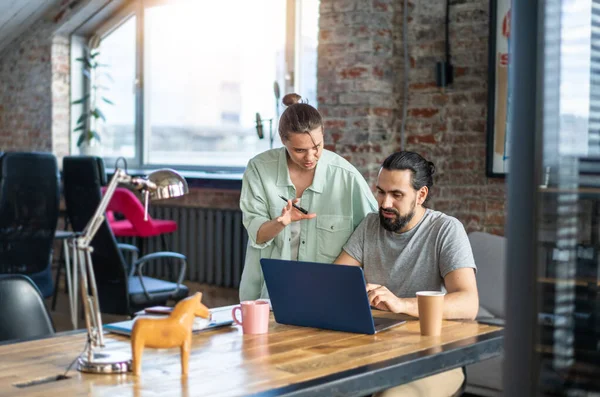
[47,270,240,332]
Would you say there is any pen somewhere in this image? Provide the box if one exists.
[279,195,309,215]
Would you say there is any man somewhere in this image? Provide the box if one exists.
[335,151,479,397]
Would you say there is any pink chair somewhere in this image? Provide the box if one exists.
[101,187,177,254]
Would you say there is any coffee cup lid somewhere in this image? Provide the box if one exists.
[416,291,446,296]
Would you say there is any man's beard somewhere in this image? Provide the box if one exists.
[379,205,416,233]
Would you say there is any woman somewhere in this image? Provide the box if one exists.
[239,93,377,300]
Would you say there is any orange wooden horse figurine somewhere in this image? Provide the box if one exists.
[131,292,210,376]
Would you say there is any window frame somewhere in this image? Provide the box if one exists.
[72,0,316,174]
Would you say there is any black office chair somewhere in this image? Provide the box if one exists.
[0,152,60,298]
[62,156,189,316]
[0,275,55,343]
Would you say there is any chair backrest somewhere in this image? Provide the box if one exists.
[62,156,130,315]
[0,152,60,275]
[0,275,55,343]
[102,187,160,234]
[468,231,507,318]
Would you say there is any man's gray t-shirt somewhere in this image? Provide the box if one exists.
[342,209,476,298]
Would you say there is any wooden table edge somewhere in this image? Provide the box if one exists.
[244,328,504,397]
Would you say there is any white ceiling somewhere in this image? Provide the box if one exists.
[0,0,62,54]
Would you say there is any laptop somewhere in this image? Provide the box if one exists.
[260,259,406,335]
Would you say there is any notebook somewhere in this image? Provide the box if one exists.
[260,259,406,335]
[104,305,236,336]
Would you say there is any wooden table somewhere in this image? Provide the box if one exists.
[0,312,502,397]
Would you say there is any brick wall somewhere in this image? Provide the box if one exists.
[51,34,71,160]
[0,21,55,152]
[318,0,506,235]
[0,1,78,158]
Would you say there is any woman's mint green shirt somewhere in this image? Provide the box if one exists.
[239,148,377,300]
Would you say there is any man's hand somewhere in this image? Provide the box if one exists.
[366,284,404,313]
[276,198,316,226]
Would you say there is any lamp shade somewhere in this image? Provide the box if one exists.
[146,169,189,200]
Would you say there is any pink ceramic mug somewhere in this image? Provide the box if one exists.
[232,300,270,334]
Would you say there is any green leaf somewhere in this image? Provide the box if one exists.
[71,94,89,105]
[96,108,106,121]
[76,57,92,68]
[90,51,100,58]
[77,133,86,147]
[92,108,106,121]
[76,113,87,124]
[101,97,114,105]
[91,130,101,142]
[73,125,85,132]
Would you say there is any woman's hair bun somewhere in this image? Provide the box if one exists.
[282,93,302,106]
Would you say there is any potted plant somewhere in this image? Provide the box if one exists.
[72,37,113,156]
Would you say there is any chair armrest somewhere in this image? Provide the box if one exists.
[133,252,187,300]
[118,243,139,253]
[117,243,140,276]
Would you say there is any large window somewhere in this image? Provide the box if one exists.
[73,0,319,171]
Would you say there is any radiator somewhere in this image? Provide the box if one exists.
[118,207,248,288]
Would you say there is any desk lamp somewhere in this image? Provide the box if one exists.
[71,168,188,374]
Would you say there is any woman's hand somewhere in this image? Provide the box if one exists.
[255,199,316,244]
[276,199,316,226]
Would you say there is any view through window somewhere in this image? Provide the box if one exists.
[89,0,319,170]
[98,16,137,160]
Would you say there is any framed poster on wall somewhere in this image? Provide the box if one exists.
[486,0,511,177]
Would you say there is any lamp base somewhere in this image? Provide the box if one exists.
[77,351,131,374]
